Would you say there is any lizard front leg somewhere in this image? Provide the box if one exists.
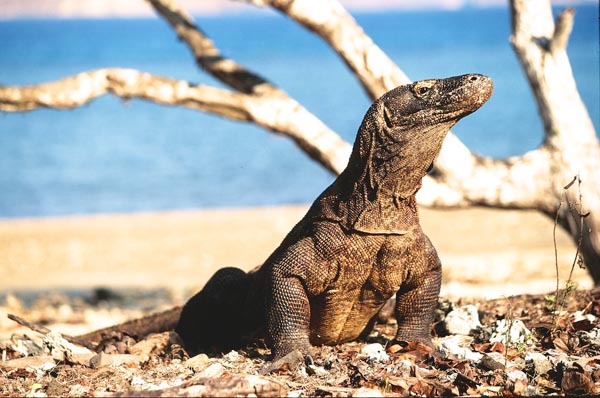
[393,236,442,347]
[266,264,313,360]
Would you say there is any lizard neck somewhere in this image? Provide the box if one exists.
[324,122,449,235]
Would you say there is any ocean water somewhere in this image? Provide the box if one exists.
[0,6,598,218]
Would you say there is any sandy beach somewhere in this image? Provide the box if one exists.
[0,205,593,299]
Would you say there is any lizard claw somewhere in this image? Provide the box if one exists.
[259,349,305,375]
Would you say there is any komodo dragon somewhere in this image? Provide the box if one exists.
[80,74,493,366]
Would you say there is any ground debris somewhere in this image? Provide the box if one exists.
[1,288,598,396]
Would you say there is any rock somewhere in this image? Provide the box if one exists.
[437,335,483,361]
[507,370,528,395]
[89,352,149,368]
[490,319,535,349]
[394,359,413,377]
[129,331,179,356]
[2,355,57,369]
[573,310,596,323]
[578,327,600,346]
[184,353,210,371]
[360,343,389,363]
[9,334,44,357]
[561,366,596,395]
[444,305,481,335]
[525,352,552,375]
[480,352,506,371]
[196,362,225,378]
[507,369,527,382]
[306,364,328,377]
[224,350,241,362]
[352,387,384,397]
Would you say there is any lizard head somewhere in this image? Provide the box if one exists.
[350,74,493,199]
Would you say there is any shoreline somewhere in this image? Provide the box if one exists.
[0,205,592,298]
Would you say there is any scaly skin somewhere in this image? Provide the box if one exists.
[176,74,494,361]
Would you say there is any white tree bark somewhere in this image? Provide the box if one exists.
[0,0,599,283]
[509,0,600,283]
[248,0,600,283]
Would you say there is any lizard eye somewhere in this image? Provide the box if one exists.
[412,81,434,98]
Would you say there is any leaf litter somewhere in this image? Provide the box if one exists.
[1,287,598,397]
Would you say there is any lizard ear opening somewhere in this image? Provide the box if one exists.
[383,106,394,129]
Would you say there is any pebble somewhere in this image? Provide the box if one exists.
[578,328,600,346]
[507,369,527,382]
[445,305,481,335]
[437,335,483,361]
[184,353,210,371]
[307,364,329,377]
[352,387,384,397]
[360,343,389,363]
[480,352,506,371]
[490,319,534,348]
[525,352,552,375]
[224,350,240,362]
[196,362,225,378]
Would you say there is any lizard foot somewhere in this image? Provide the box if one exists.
[259,349,306,375]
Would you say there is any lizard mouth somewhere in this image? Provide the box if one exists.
[449,74,494,112]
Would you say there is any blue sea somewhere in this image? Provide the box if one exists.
[0,6,598,218]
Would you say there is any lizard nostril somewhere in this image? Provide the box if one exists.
[469,75,478,81]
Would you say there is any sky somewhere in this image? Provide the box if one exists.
[0,0,595,19]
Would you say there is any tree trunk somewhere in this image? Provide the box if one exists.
[510,0,600,284]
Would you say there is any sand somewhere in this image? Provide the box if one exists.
[0,205,593,299]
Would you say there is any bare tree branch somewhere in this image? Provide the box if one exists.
[0,67,350,174]
[0,68,253,119]
[510,0,600,283]
[550,8,574,53]
[244,0,559,209]
[145,0,351,173]
[147,0,272,95]
[242,0,410,100]
[249,0,600,281]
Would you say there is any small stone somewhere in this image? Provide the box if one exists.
[578,328,600,346]
[525,352,552,375]
[561,366,596,395]
[507,370,528,395]
[395,359,413,377]
[507,369,527,382]
[573,311,596,323]
[10,335,44,357]
[196,362,225,378]
[445,305,481,335]
[480,352,506,371]
[437,335,483,361]
[307,364,328,377]
[224,350,240,362]
[130,375,146,386]
[360,343,389,363]
[89,352,108,368]
[352,387,384,397]
[490,319,535,348]
[184,353,210,371]
[89,352,148,368]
